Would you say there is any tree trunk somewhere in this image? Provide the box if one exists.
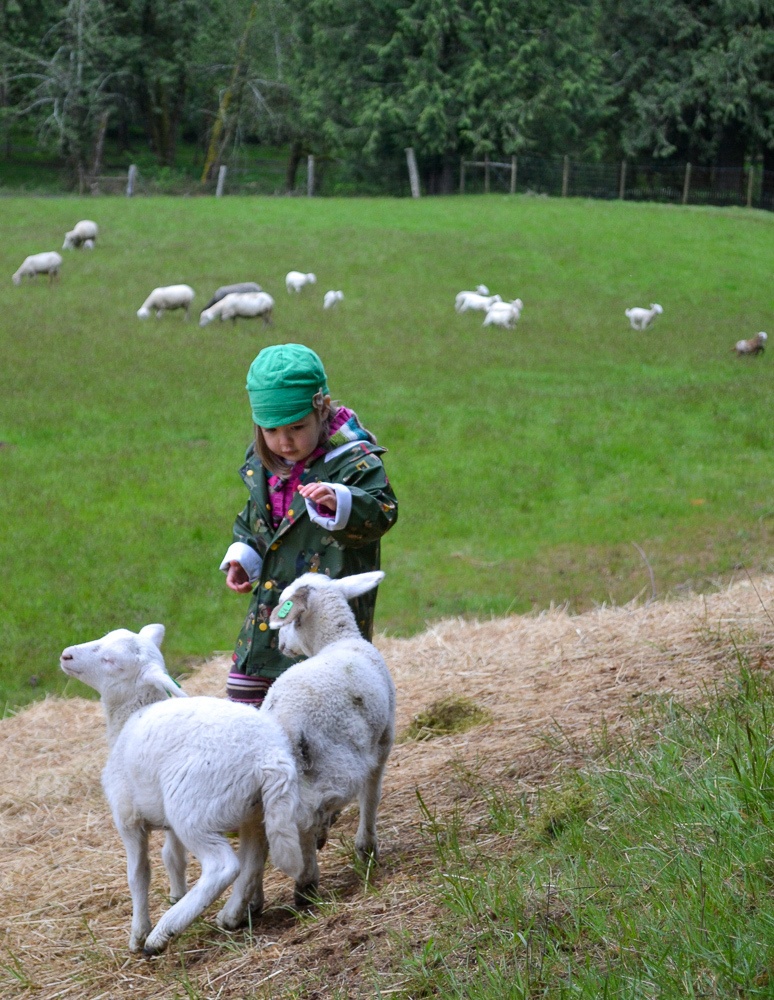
[285,139,303,192]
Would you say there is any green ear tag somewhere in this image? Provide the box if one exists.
[277,599,294,620]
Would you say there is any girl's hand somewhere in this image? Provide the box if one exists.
[299,482,338,513]
[227,561,254,593]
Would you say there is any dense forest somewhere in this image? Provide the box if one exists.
[1,0,773,192]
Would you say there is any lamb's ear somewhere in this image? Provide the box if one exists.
[139,624,165,649]
[336,571,385,600]
[145,663,188,698]
[269,586,311,629]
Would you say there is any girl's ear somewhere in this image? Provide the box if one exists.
[336,571,385,601]
[269,586,311,629]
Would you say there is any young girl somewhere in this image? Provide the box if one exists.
[220,343,399,706]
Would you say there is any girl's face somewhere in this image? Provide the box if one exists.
[260,412,320,463]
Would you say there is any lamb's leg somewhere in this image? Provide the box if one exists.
[216,817,268,929]
[161,830,188,902]
[142,833,240,955]
[354,764,386,861]
[119,823,152,953]
[293,825,320,908]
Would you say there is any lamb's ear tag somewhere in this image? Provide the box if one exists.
[277,599,294,620]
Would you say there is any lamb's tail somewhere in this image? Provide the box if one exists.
[261,753,304,879]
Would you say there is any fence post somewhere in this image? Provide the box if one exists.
[405,147,420,198]
[682,162,691,205]
[511,155,517,194]
[215,164,227,197]
[562,155,570,197]
[746,165,754,208]
[307,155,315,196]
[484,154,490,194]
[619,160,627,200]
[459,157,465,194]
[126,164,137,197]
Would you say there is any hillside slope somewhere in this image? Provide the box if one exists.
[1,576,772,998]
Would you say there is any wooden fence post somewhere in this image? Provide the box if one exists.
[682,162,691,205]
[484,154,490,194]
[746,165,755,208]
[510,155,517,194]
[619,160,627,200]
[562,155,570,197]
[307,155,315,196]
[215,164,227,197]
[405,147,420,198]
[459,157,465,194]
[126,164,137,197]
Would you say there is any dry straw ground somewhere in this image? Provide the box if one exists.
[2,576,773,999]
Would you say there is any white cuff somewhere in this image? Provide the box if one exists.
[304,483,352,531]
[219,542,263,582]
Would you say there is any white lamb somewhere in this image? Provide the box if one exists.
[137,284,195,320]
[286,271,317,293]
[455,291,502,313]
[733,331,767,356]
[12,251,62,285]
[63,220,98,250]
[202,281,262,311]
[264,570,396,906]
[199,291,274,327]
[323,290,344,309]
[60,624,304,956]
[483,298,523,329]
[625,303,663,330]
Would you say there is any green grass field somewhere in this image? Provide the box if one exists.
[1,194,772,707]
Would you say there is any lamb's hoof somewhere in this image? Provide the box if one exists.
[294,882,320,909]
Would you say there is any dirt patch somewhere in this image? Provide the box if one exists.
[1,576,772,998]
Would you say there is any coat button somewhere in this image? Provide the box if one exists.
[259,622,268,631]
[247,470,254,477]
[264,581,273,589]
[270,543,280,550]
[288,509,294,517]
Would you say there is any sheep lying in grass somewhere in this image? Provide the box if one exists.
[286,271,317,293]
[12,251,62,285]
[483,298,523,329]
[137,284,195,320]
[63,220,98,249]
[455,291,502,313]
[625,303,663,330]
[323,290,344,309]
[202,282,263,311]
[199,291,274,327]
[733,331,767,356]
[265,570,396,906]
[60,624,304,955]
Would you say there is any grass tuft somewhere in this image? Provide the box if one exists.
[402,696,492,742]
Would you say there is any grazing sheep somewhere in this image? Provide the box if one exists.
[733,331,767,356]
[202,281,263,311]
[455,291,502,313]
[323,290,344,310]
[286,271,317,294]
[137,284,195,320]
[199,291,274,327]
[265,570,396,906]
[12,251,62,286]
[59,624,304,955]
[625,303,663,330]
[63,220,98,250]
[483,298,523,329]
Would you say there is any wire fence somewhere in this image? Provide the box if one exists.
[3,147,773,211]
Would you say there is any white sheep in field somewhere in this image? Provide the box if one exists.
[483,298,523,329]
[455,291,502,313]
[733,331,767,356]
[202,282,263,311]
[63,220,98,249]
[625,303,663,330]
[323,290,344,310]
[199,291,274,327]
[264,570,396,906]
[286,271,317,293]
[12,251,62,285]
[59,624,304,955]
[137,284,195,320]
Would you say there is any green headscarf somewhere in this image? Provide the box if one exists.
[246,343,330,428]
